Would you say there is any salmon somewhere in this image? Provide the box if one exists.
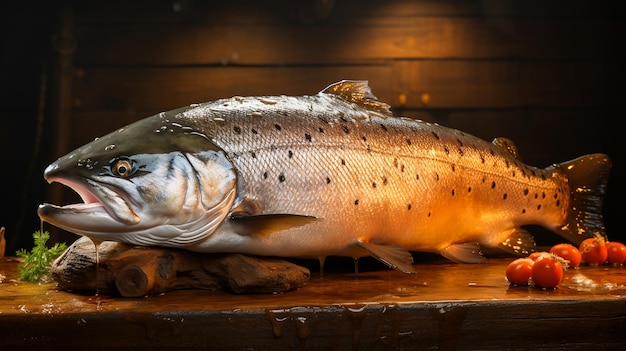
[38,80,611,273]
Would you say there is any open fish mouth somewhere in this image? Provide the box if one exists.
[38,174,140,234]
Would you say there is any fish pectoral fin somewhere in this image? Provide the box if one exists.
[229,213,318,236]
[440,242,486,263]
[355,240,416,274]
[498,228,537,257]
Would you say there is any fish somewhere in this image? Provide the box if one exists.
[38,80,611,274]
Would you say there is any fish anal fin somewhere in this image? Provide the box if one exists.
[440,242,486,263]
[320,80,392,115]
[498,228,537,257]
[230,213,318,237]
[355,240,416,274]
[492,137,522,161]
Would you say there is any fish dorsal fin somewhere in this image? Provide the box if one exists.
[492,137,522,161]
[230,213,318,237]
[320,80,392,115]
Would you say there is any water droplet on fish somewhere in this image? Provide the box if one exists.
[257,97,277,105]
[104,144,116,151]
[249,111,263,118]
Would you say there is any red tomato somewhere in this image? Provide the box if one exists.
[549,243,582,268]
[506,258,534,285]
[579,236,608,265]
[531,255,564,289]
[528,251,551,261]
[606,242,626,265]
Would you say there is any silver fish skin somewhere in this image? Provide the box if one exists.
[38,80,611,273]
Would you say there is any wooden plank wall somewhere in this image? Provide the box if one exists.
[49,0,624,243]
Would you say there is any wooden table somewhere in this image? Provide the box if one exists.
[1,255,625,350]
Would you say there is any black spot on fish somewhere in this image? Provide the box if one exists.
[362,135,367,142]
[537,204,541,210]
[372,182,377,188]
[343,126,350,134]
[468,187,472,193]
[288,150,293,158]
[367,145,371,153]
[326,177,331,184]
[435,173,439,181]
[319,127,325,133]
[408,204,412,210]
[401,164,405,172]
[503,193,508,200]
[444,146,450,155]
[305,133,312,142]
[275,124,282,131]
[340,116,348,123]
[482,176,486,183]
[458,147,464,156]
[491,181,496,189]
[233,126,242,134]
[522,209,527,214]
[512,171,516,177]
[278,173,286,182]
[542,192,546,199]
[341,159,346,166]
[406,138,412,145]
[524,188,529,196]
[354,199,359,205]
[251,128,258,134]
[451,164,455,172]
[380,124,388,132]
[432,131,440,140]
[263,172,268,179]
[428,212,432,217]
[251,152,257,158]
[382,176,388,185]
[556,199,561,207]
[394,158,398,168]
[534,193,538,199]
[416,173,420,181]
[451,189,455,196]
[480,155,486,164]
[505,160,510,168]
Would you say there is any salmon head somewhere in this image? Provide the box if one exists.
[38,107,237,247]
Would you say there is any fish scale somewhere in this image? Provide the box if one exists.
[38,80,611,273]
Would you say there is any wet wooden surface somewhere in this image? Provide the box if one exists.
[1,256,625,350]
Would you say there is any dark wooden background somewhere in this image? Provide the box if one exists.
[1,0,624,254]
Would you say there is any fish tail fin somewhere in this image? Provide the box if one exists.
[553,154,611,245]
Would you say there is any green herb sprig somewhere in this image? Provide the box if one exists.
[16,230,67,283]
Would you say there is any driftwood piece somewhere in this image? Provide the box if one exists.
[51,237,310,297]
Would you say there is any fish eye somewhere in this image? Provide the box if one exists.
[113,158,134,177]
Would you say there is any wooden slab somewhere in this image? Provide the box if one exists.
[1,255,625,350]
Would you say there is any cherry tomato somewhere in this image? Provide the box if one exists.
[528,251,551,261]
[506,258,534,285]
[531,255,564,289]
[606,242,626,265]
[549,243,582,268]
[579,236,608,265]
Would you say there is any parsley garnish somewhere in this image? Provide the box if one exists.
[16,230,67,283]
